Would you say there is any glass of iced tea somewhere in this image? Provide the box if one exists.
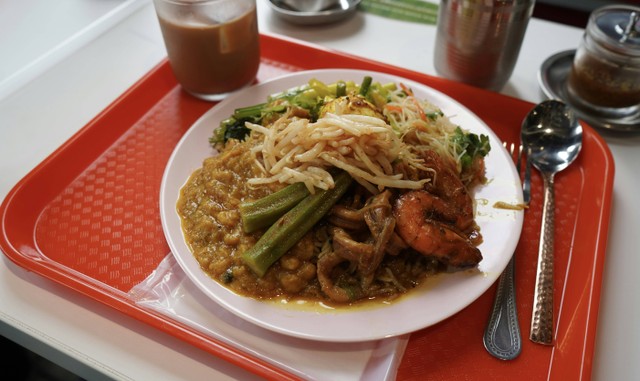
[152,0,260,101]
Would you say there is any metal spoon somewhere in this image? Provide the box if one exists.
[521,100,583,345]
[279,0,340,12]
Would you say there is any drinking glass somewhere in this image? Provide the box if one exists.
[152,0,260,101]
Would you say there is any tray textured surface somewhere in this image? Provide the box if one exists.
[1,34,613,381]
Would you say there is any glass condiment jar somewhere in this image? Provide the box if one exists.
[567,5,640,118]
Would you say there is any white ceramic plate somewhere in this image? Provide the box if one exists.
[160,69,524,342]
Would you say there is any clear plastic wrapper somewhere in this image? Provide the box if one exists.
[128,254,408,380]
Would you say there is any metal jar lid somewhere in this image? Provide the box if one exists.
[588,4,640,57]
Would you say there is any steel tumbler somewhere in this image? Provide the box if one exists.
[434,0,535,91]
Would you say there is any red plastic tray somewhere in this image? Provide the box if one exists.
[0,34,613,380]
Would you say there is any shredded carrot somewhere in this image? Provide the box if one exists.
[399,83,413,96]
[411,97,427,121]
[384,104,404,113]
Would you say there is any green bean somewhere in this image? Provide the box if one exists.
[239,182,310,233]
[358,76,373,96]
[232,103,266,120]
[242,171,353,277]
[336,80,347,97]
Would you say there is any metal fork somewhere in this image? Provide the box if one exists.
[522,145,532,206]
[483,142,523,360]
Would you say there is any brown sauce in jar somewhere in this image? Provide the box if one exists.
[566,5,640,111]
[157,5,260,97]
[568,53,640,108]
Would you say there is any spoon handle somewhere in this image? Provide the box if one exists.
[530,171,555,345]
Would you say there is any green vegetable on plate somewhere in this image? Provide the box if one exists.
[242,171,353,277]
[239,182,310,233]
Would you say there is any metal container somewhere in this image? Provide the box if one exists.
[434,0,535,91]
[567,5,640,119]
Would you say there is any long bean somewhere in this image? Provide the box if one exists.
[242,171,353,277]
[233,103,266,120]
[336,80,347,97]
[239,182,310,233]
[359,76,373,96]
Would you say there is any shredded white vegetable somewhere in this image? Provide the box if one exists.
[246,111,430,194]
[383,91,464,173]
[245,84,465,194]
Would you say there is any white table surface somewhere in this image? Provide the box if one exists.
[1,1,638,380]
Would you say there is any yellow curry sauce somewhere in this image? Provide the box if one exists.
[177,140,326,300]
[177,140,442,304]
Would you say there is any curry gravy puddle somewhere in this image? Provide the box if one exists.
[261,268,482,314]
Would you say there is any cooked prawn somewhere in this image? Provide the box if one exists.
[394,190,482,268]
[421,150,475,233]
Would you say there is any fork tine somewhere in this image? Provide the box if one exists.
[503,142,522,173]
[522,146,531,205]
[504,141,529,203]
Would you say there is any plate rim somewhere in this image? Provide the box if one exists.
[159,68,524,342]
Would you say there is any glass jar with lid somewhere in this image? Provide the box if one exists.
[567,5,640,119]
